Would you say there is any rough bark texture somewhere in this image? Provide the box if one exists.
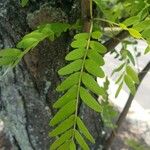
[0,0,104,149]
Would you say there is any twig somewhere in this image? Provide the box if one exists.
[104,61,150,150]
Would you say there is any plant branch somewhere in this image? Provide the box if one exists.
[104,30,129,53]
[104,61,150,150]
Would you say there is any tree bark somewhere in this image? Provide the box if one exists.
[0,0,104,149]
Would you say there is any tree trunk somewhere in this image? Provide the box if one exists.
[0,0,104,149]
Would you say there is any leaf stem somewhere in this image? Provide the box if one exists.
[72,0,93,140]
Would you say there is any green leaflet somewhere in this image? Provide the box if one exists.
[111,63,125,76]
[76,117,95,143]
[53,85,77,108]
[50,100,76,126]
[122,16,139,26]
[39,25,54,39]
[128,28,142,39]
[133,19,150,32]
[90,41,107,54]
[92,31,102,39]
[82,72,105,96]
[115,82,123,98]
[0,48,21,66]
[0,48,21,57]
[144,45,150,54]
[80,87,102,112]
[50,23,71,37]
[17,38,38,49]
[50,129,73,150]
[56,72,80,91]
[71,39,87,48]
[49,115,75,137]
[58,59,83,75]
[124,74,136,95]
[23,31,46,41]
[127,50,135,65]
[65,48,85,61]
[69,140,76,150]
[142,28,150,39]
[57,142,69,150]
[74,33,89,40]
[0,57,16,66]
[87,49,104,66]
[75,130,90,150]
[85,59,105,78]
[115,73,124,84]
[126,66,139,84]
[21,0,29,7]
